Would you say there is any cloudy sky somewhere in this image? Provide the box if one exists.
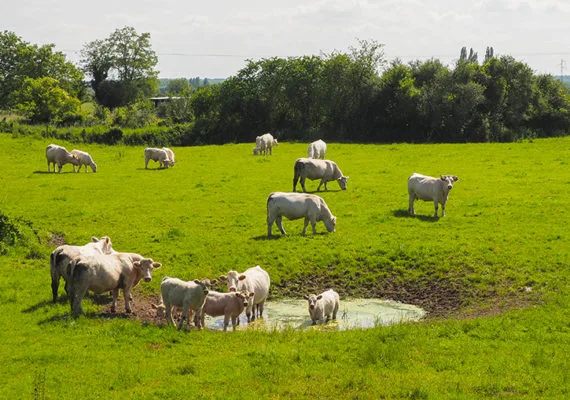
[3,0,570,79]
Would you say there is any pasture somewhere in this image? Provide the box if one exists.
[0,134,569,398]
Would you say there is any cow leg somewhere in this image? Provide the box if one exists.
[231,315,238,331]
[276,216,286,235]
[433,201,439,218]
[441,202,446,217]
[178,306,189,330]
[293,175,299,192]
[311,219,317,234]
[57,163,62,173]
[317,179,323,191]
[165,302,176,326]
[258,301,265,318]
[408,194,416,216]
[123,288,132,313]
[267,218,274,237]
[110,289,119,313]
[333,303,339,320]
[223,315,231,331]
[302,217,310,235]
[301,177,307,193]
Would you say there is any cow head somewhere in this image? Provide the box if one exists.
[133,258,162,282]
[236,290,255,307]
[304,294,323,310]
[90,161,98,173]
[91,236,114,254]
[151,302,166,319]
[324,215,337,233]
[219,271,246,292]
[338,176,349,190]
[193,278,217,295]
[440,175,459,191]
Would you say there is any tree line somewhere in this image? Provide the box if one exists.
[1,28,569,145]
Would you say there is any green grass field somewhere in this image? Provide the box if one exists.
[0,135,569,398]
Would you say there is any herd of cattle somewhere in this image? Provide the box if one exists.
[46,134,459,330]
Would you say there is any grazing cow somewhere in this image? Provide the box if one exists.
[304,289,340,325]
[71,149,97,173]
[144,147,174,169]
[46,144,80,173]
[162,147,175,166]
[267,192,336,237]
[307,139,327,159]
[69,254,162,316]
[408,173,459,217]
[259,133,278,155]
[293,158,349,192]
[219,265,270,322]
[253,136,263,155]
[154,277,216,330]
[50,236,114,302]
[194,290,254,331]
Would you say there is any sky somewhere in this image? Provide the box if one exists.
[3,0,570,79]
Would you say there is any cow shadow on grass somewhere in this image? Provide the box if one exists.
[253,232,330,241]
[38,311,132,325]
[392,209,440,222]
[32,170,76,174]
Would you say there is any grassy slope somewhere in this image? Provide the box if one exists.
[0,135,569,398]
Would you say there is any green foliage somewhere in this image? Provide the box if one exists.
[112,100,157,128]
[0,31,85,108]
[80,27,159,108]
[15,77,83,125]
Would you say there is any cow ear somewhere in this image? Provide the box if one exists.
[238,274,247,281]
[194,279,201,284]
[453,176,459,182]
[133,261,141,269]
[91,236,99,242]
[440,175,446,180]
[249,292,255,297]
[317,295,323,300]
[219,275,227,281]
[210,279,218,285]
[152,262,162,269]
[303,295,309,300]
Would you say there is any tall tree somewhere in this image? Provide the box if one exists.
[80,27,159,108]
[0,31,84,109]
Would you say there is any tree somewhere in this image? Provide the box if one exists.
[166,78,190,95]
[0,31,85,109]
[80,27,159,108]
[15,77,82,125]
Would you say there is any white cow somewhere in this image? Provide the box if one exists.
[162,147,175,166]
[259,133,278,155]
[71,149,97,173]
[155,277,216,330]
[267,192,337,237]
[193,290,254,331]
[50,236,114,302]
[293,158,349,192]
[307,139,327,159]
[253,136,263,155]
[144,147,174,169]
[46,144,80,173]
[304,289,340,325]
[69,253,162,316]
[219,265,270,322]
[408,173,459,217]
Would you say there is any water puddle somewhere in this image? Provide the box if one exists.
[202,298,425,331]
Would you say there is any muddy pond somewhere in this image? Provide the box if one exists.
[202,298,426,331]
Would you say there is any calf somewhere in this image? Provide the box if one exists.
[71,149,97,172]
[50,236,113,302]
[156,277,216,330]
[194,290,254,331]
[293,158,348,192]
[267,192,336,236]
[304,289,340,325]
[46,144,80,173]
[408,173,459,217]
[69,254,161,316]
[219,265,270,322]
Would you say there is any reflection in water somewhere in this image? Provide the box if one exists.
[202,298,425,332]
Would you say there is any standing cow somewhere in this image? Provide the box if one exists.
[219,265,270,322]
[304,289,340,325]
[46,144,80,173]
[307,139,327,159]
[144,147,173,169]
[408,173,459,217]
[154,277,216,330]
[267,192,337,236]
[193,290,254,331]
[258,133,278,155]
[69,253,162,316]
[293,158,349,192]
[50,236,114,302]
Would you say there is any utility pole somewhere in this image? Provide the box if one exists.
[560,59,565,81]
